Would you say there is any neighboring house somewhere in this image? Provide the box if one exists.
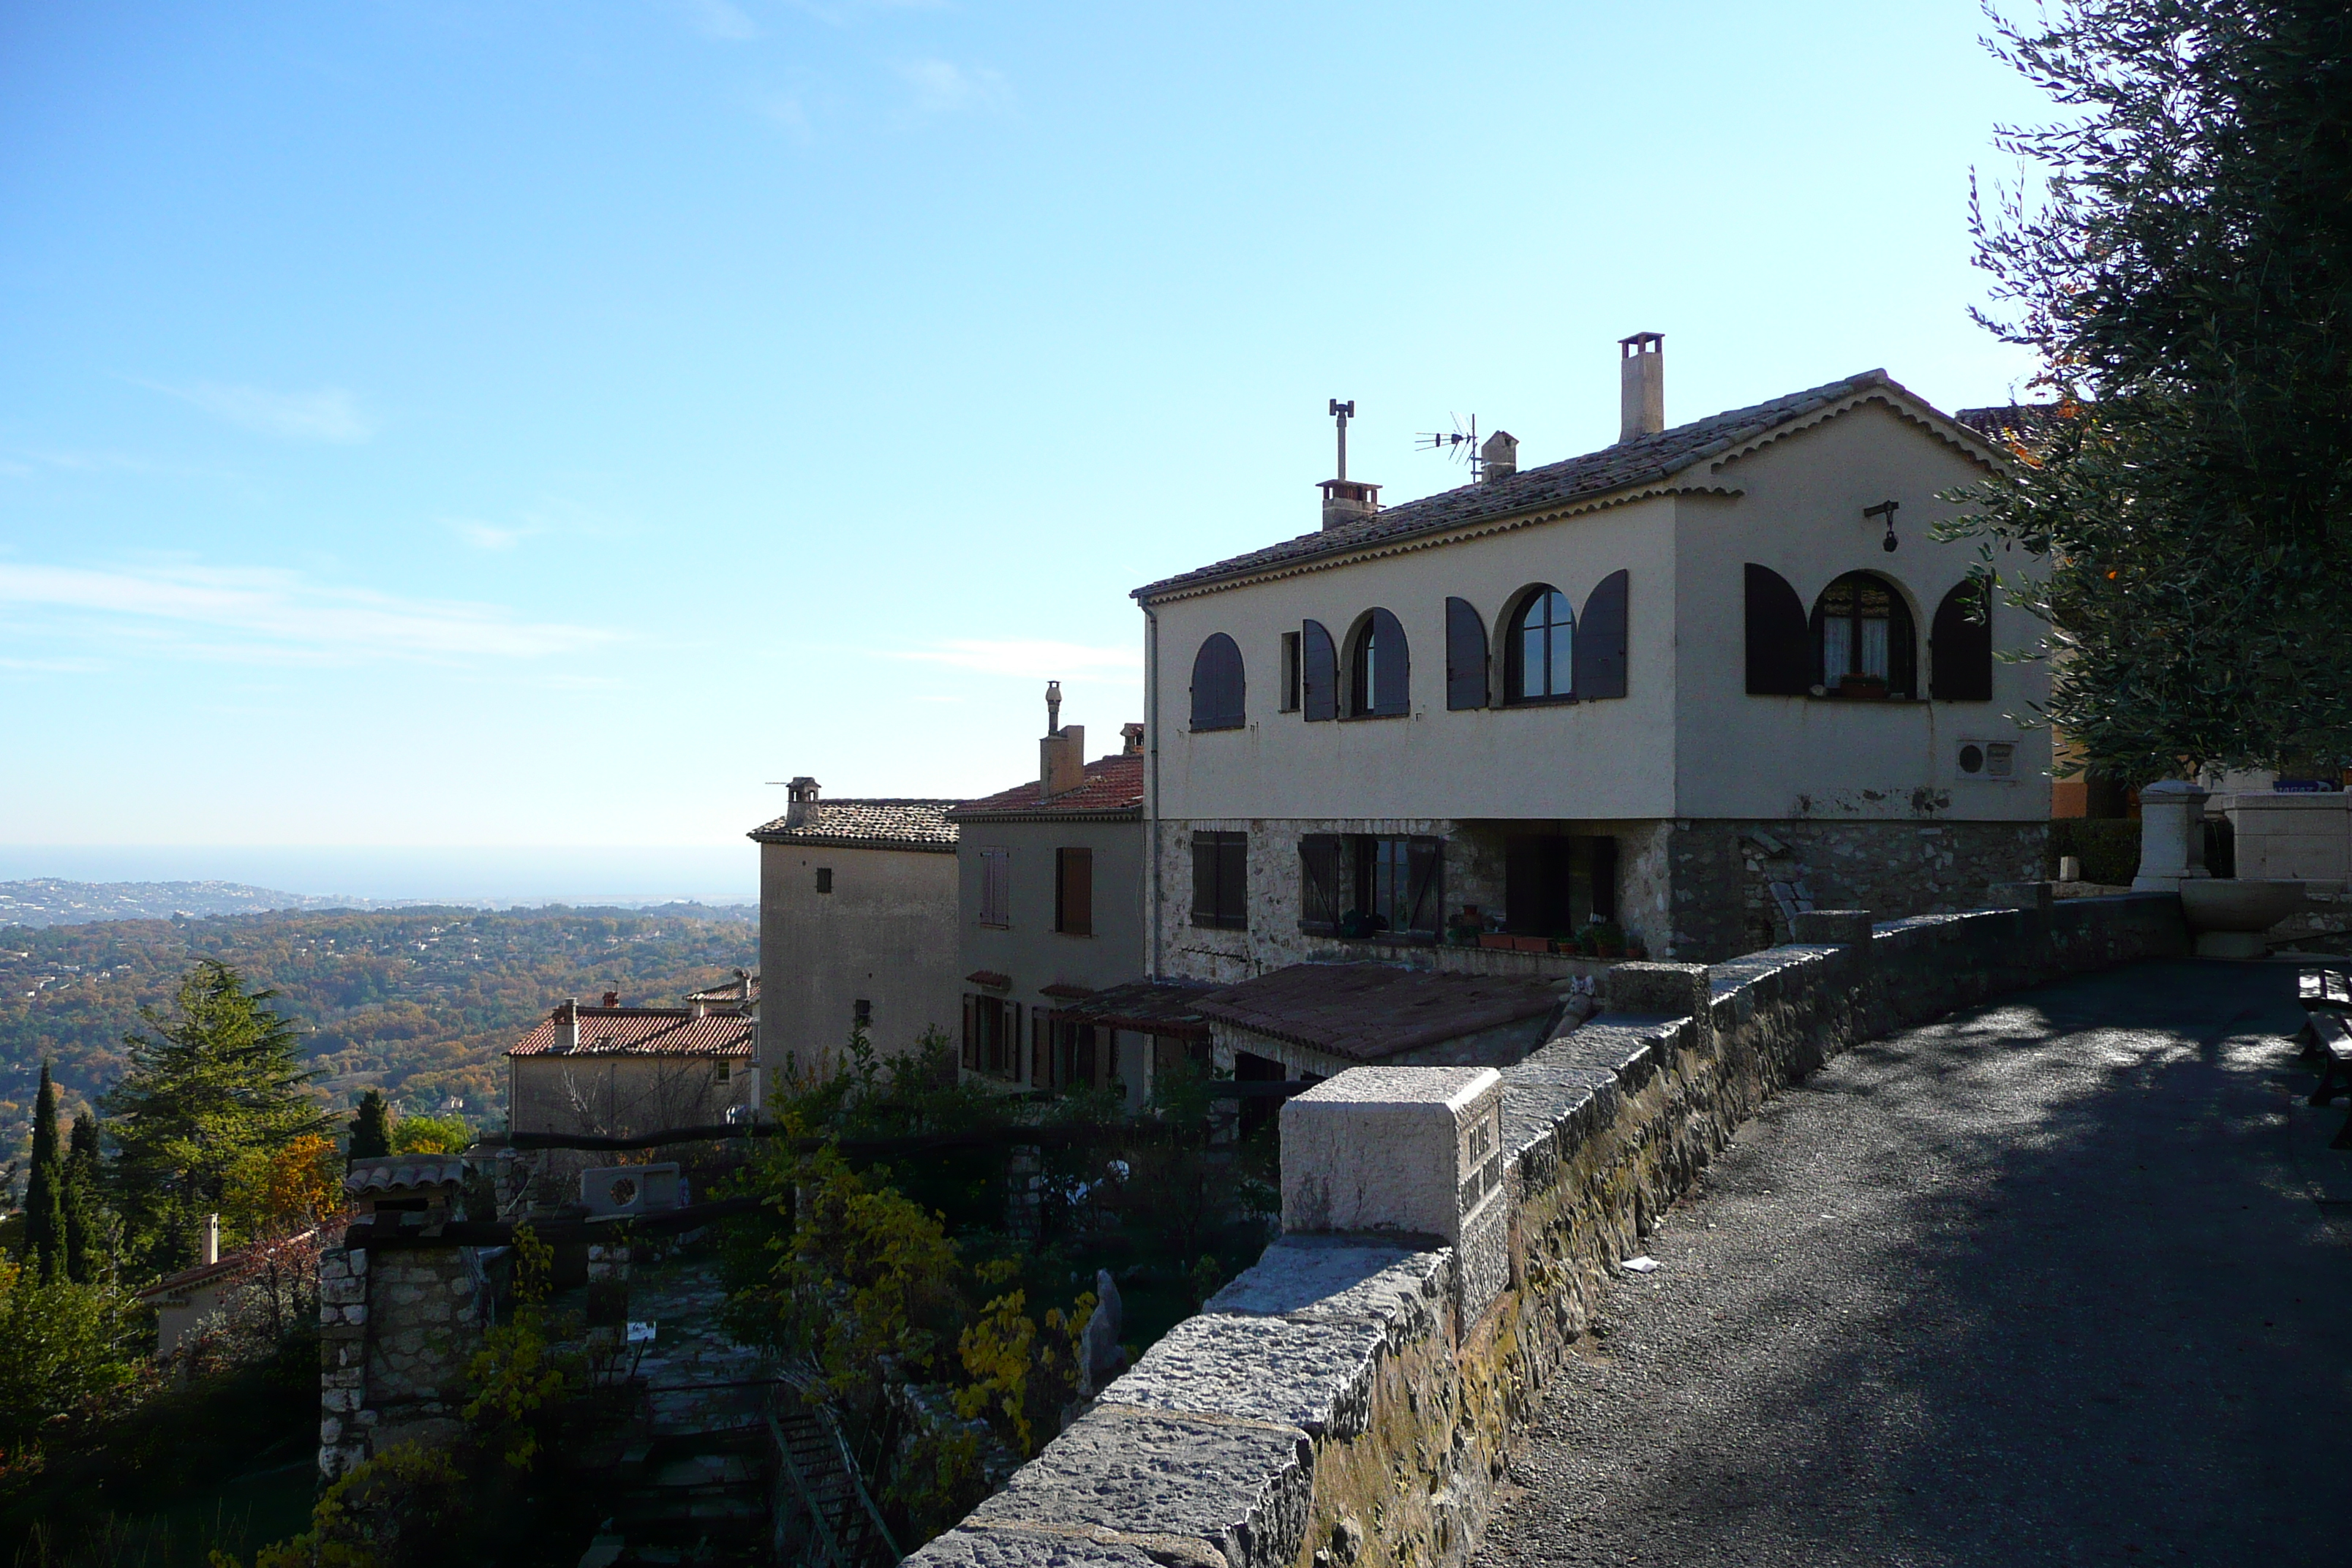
[507,997,756,1137]
[747,783,962,1077]
[1134,334,2051,973]
[136,1218,324,1358]
[687,968,758,1019]
[944,690,1150,1101]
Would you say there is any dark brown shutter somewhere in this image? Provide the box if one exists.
[1744,565,1813,695]
[1189,634,1245,730]
[1191,834,1215,925]
[1577,570,1629,699]
[1218,834,1249,929]
[1302,620,1337,721]
[962,995,977,1070]
[1888,584,1918,699]
[1403,837,1443,935]
[1444,597,1488,710]
[1056,847,1093,935]
[1368,608,1411,715]
[1299,834,1341,928]
[1929,579,1994,701]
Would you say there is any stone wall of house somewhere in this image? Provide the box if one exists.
[905,891,2185,1568]
[1665,817,2049,962]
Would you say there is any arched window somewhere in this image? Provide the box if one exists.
[1810,572,1916,698]
[1929,579,1994,701]
[1348,608,1410,717]
[1506,586,1575,702]
[1189,633,1245,730]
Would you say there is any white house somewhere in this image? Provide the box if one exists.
[1132,336,2049,974]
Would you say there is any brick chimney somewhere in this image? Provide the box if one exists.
[1120,722,1145,756]
[1619,333,1664,441]
[557,997,580,1051]
[1480,429,1518,483]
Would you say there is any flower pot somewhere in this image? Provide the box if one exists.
[1597,943,1626,959]
[1478,933,1514,951]
[1504,935,1548,953]
[1835,676,1888,699]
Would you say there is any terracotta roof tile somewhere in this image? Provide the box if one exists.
[1134,370,1996,601]
[949,754,1145,821]
[508,1007,756,1059]
[747,799,960,851]
[1049,979,1218,1040]
[344,1158,468,1196]
[1194,962,1563,1063]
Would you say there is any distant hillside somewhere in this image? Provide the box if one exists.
[0,903,758,1164]
[0,878,758,928]
[0,878,383,927]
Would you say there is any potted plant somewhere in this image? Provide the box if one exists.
[1585,918,1627,959]
[1447,907,1485,947]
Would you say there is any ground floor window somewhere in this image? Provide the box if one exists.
[962,995,1021,1080]
[1192,831,1249,929]
[1501,834,1618,938]
[1297,832,1443,940]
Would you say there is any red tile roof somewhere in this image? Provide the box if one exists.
[747,799,960,851]
[949,753,1145,821]
[508,1006,756,1059]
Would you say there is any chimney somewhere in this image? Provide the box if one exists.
[600,990,619,1009]
[1120,722,1145,756]
[203,1213,220,1267]
[1619,333,1665,442]
[1318,398,1381,530]
[1480,429,1518,483]
[1041,722,1086,799]
[557,997,580,1051]
[785,777,820,829]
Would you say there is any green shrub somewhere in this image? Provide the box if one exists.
[2047,818,2143,886]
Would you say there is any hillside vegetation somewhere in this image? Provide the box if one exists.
[0,905,756,1159]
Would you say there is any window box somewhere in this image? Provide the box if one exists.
[1831,674,1889,699]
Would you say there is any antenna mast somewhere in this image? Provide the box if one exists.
[1330,399,1354,482]
[1415,413,1482,480]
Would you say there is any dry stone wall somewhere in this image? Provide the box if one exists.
[908,891,2185,1568]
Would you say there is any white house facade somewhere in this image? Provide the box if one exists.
[1134,344,2049,972]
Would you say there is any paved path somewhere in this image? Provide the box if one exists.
[1478,960,2352,1567]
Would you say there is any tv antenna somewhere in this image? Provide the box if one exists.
[1416,413,1484,480]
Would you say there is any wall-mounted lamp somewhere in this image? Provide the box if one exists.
[1864,500,1901,552]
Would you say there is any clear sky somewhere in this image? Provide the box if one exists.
[0,1,2048,898]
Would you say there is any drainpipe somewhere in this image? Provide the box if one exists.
[1144,602,1163,981]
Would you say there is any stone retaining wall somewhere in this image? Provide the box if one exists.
[906,891,2187,1568]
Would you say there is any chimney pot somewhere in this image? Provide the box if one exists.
[1480,430,1518,483]
[1619,333,1665,442]
[1045,680,1063,735]
[1120,722,1145,756]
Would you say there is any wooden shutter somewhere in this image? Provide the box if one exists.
[1191,834,1220,927]
[1032,1011,1047,1088]
[1744,565,1813,695]
[1577,570,1629,699]
[1403,837,1443,935]
[1009,1003,1024,1082]
[1057,847,1093,935]
[1370,608,1411,715]
[1444,597,1488,710]
[1190,634,1245,730]
[1302,620,1338,721]
[1299,834,1341,929]
[1929,580,1993,701]
[962,995,977,1070]
[1218,834,1249,929]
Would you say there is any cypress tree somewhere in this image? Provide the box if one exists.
[101,961,330,1273]
[349,1089,392,1159]
[62,1111,102,1284]
[22,1063,64,1281]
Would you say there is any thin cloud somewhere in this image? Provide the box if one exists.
[893,58,1010,116]
[888,638,1139,679]
[0,562,610,663]
[786,0,947,24]
[140,380,374,443]
[678,0,758,39]
[447,519,538,551]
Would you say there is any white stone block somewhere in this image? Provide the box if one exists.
[1281,1066,1504,1241]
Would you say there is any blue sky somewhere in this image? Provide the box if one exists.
[0,1,2047,897]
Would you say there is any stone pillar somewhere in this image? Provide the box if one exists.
[2133,780,2213,891]
[317,1245,372,1479]
[1280,1066,1508,1324]
[1604,961,1714,1024]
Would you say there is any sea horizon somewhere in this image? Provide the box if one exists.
[0,844,759,909]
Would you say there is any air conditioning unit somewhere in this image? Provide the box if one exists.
[1956,740,2014,780]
